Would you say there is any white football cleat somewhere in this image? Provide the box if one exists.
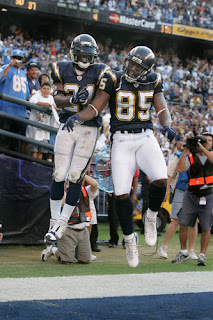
[158,246,168,259]
[188,249,198,260]
[41,245,54,261]
[124,232,139,268]
[90,254,97,261]
[144,213,157,247]
[44,220,67,244]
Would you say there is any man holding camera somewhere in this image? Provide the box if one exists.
[173,132,213,266]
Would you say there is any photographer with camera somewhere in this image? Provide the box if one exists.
[158,133,198,260]
[172,132,213,266]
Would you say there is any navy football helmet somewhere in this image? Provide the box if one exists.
[123,46,155,83]
[70,34,99,70]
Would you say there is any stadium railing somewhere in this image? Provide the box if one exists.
[0,93,57,167]
[0,93,108,216]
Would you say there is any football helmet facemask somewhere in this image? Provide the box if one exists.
[70,34,99,70]
[123,46,155,83]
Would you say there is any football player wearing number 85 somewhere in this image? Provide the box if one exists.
[44,34,110,245]
[0,49,30,152]
[63,46,176,268]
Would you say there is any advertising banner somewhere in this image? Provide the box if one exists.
[173,24,213,41]
[108,13,156,31]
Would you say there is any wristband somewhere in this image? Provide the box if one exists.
[88,104,98,117]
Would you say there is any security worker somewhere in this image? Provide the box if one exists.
[172,132,213,266]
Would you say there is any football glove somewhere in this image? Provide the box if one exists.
[62,114,80,132]
[162,126,176,142]
[71,86,89,105]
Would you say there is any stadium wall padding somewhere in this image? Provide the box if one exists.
[0,155,52,244]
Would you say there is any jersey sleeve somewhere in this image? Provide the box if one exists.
[51,62,63,83]
[99,69,117,95]
[153,73,164,94]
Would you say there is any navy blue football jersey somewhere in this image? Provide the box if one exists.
[99,70,164,134]
[51,61,109,127]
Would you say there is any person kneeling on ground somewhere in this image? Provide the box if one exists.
[41,174,99,264]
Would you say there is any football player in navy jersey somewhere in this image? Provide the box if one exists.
[63,46,176,268]
[44,34,109,245]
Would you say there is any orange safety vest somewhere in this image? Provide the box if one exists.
[188,153,213,189]
[68,186,92,225]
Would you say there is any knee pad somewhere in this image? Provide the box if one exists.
[115,196,134,235]
[50,180,65,200]
[148,182,166,212]
[65,181,82,206]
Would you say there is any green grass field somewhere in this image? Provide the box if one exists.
[0,222,212,278]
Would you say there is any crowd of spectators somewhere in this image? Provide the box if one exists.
[0,29,212,159]
[57,0,213,29]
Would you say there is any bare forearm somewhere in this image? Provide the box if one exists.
[158,108,172,127]
[54,95,71,108]
[154,92,171,127]
[198,143,213,163]
[77,90,110,122]
[2,65,11,79]
[77,105,97,122]
[176,150,188,172]
[85,174,98,193]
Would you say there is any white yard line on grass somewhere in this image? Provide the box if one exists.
[0,272,213,302]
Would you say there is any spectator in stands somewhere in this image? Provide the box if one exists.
[38,73,50,87]
[0,49,30,152]
[26,62,40,95]
[26,82,56,159]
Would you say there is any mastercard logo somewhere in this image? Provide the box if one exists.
[109,13,119,23]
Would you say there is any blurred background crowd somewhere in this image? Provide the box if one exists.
[0,0,212,163]
[0,29,212,162]
[57,0,213,29]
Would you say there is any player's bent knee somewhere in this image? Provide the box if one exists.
[53,170,68,183]
[148,181,167,212]
[50,180,65,200]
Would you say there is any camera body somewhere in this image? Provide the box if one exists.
[185,135,207,153]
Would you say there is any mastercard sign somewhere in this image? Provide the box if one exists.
[109,13,119,23]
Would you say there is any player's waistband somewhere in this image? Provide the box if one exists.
[115,128,147,134]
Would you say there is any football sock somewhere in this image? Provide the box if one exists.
[60,203,76,224]
[50,199,62,220]
[115,196,134,235]
[146,208,158,219]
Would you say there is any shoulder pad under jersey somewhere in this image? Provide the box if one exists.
[51,61,73,83]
